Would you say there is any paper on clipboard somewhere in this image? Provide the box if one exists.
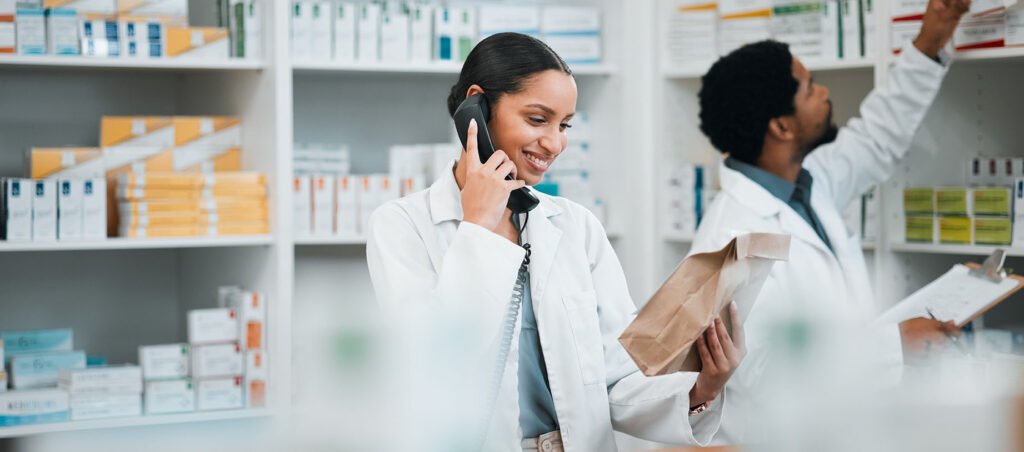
[878,263,1024,327]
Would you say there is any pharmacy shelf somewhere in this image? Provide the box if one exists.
[0,235,274,252]
[294,236,367,246]
[953,46,1024,63]
[890,242,1024,257]
[663,57,877,79]
[0,409,272,439]
[292,60,618,76]
[0,55,265,71]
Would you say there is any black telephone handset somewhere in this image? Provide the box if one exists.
[454,94,540,214]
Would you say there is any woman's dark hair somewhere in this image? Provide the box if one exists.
[698,40,799,165]
[447,32,572,117]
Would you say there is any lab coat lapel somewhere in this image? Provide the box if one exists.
[524,194,563,303]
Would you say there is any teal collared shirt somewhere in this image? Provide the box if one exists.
[725,158,834,253]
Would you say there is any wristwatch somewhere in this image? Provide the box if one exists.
[688,400,711,416]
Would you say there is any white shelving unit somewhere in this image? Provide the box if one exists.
[0,55,266,71]
[0,409,272,439]
[6,0,1019,446]
[651,0,1024,322]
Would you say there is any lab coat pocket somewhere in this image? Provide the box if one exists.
[563,290,605,385]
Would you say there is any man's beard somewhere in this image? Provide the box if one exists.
[798,102,839,162]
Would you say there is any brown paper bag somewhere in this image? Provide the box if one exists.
[619,233,791,376]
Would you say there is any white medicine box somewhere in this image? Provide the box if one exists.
[187,308,239,345]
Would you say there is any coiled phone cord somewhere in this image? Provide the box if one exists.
[477,211,531,445]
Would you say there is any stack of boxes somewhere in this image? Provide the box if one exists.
[535,113,607,223]
[185,287,268,411]
[291,1,603,66]
[60,366,143,420]
[295,171,401,238]
[0,286,267,427]
[139,343,194,414]
[893,0,1024,54]
[664,164,713,237]
[662,0,877,70]
[0,329,79,426]
[1,0,257,59]
[3,149,108,243]
[9,115,271,242]
[903,157,1022,246]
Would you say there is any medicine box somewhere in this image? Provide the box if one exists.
[1,329,72,360]
[196,377,243,411]
[935,187,971,216]
[81,178,107,240]
[905,215,936,243]
[57,180,84,241]
[31,179,57,242]
[70,393,141,420]
[144,378,195,414]
[357,2,381,62]
[10,350,86,389]
[939,216,973,244]
[15,6,44,55]
[333,2,356,61]
[903,187,935,214]
[166,27,229,59]
[973,187,1012,216]
[0,389,70,426]
[191,343,243,379]
[2,178,34,242]
[59,366,142,394]
[187,308,239,345]
[46,8,78,55]
[228,291,266,350]
[139,343,189,380]
[974,216,1012,245]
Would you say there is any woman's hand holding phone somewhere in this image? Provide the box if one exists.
[461,119,528,232]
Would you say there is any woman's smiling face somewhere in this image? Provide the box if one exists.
[467,69,578,186]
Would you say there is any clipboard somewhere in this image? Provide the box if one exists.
[879,250,1024,327]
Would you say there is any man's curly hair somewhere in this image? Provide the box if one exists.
[698,40,800,165]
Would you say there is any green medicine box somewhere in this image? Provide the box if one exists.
[973,187,1012,216]
[936,187,970,216]
[974,216,1013,245]
[904,187,935,214]
[939,217,973,244]
[905,215,935,243]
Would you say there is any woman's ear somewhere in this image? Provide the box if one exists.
[465,84,485,99]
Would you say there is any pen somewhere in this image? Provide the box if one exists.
[926,307,970,356]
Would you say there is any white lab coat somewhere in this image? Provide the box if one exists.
[688,45,950,444]
[367,161,725,451]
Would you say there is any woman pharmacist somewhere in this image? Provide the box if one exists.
[366,32,743,451]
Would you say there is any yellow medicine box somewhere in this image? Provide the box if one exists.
[973,187,1012,216]
[936,187,970,216]
[974,216,1012,245]
[905,215,936,243]
[30,147,103,179]
[939,217,973,244]
[166,27,229,59]
[904,187,935,214]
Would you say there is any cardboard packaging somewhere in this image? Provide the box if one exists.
[31,179,57,242]
[0,389,70,426]
[69,393,141,420]
[1,329,72,360]
[619,233,791,376]
[187,308,239,345]
[10,350,87,389]
[139,343,189,380]
[2,178,33,242]
[196,376,243,411]
[191,343,243,379]
[59,366,142,394]
[144,378,195,414]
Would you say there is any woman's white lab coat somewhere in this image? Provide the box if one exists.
[688,45,949,444]
[367,162,724,451]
